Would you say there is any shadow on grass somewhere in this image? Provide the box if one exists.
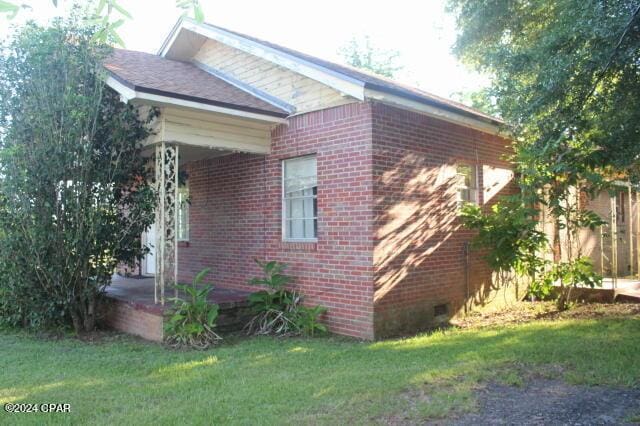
[1,316,638,424]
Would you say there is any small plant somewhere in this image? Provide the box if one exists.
[245,259,327,337]
[293,305,328,337]
[539,256,602,310]
[164,268,221,349]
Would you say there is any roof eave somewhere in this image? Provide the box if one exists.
[159,18,504,133]
[364,88,503,136]
[105,74,289,124]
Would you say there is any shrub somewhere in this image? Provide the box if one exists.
[164,268,221,349]
[0,19,156,332]
[539,256,602,310]
[245,260,327,337]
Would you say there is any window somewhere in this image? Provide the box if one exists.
[456,164,478,205]
[177,185,189,241]
[283,155,317,241]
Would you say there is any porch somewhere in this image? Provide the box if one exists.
[101,49,289,331]
[103,275,253,342]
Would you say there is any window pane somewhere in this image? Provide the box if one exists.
[283,156,317,240]
[289,219,304,239]
[291,198,304,219]
[456,164,477,205]
[177,187,189,241]
[284,157,317,193]
[304,217,315,238]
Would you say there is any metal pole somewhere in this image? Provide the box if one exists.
[636,190,640,280]
[174,145,179,298]
[160,142,166,305]
[611,194,618,289]
[600,225,604,275]
[629,185,634,276]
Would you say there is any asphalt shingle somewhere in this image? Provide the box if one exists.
[104,49,288,117]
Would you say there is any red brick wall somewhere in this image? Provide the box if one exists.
[176,101,514,340]
[371,102,515,337]
[102,299,164,342]
[178,103,375,339]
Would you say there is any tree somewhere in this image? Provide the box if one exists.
[448,0,640,181]
[0,18,156,332]
[339,36,403,78]
[451,88,499,116]
[445,0,640,307]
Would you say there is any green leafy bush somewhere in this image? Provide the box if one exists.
[245,260,327,337]
[0,19,156,332]
[459,196,547,280]
[293,305,328,337]
[164,268,221,349]
[539,256,602,310]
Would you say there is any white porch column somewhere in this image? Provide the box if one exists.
[154,142,179,305]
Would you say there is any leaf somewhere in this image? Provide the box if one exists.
[95,0,106,14]
[193,4,204,22]
[0,0,19,18]
[207,307,218,325]
[109,30,125,47]
[109,0,132,19]
[194,267,211,285]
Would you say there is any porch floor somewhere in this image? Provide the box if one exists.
[106,275,252,314]
[103,275,253,341]
[552,278,640,303]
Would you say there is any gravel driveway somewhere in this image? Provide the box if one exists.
[452,378,640,425]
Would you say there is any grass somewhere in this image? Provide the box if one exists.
[0,314,639,425]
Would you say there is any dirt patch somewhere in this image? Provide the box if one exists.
[452,378,640,425]
[451,302,640,330]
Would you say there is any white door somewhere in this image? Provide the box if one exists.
[144,223,156,275]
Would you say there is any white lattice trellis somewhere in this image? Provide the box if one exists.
[155,142,179,304]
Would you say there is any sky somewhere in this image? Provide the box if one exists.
[1,0,489,100]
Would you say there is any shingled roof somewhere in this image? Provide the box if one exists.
[104,49,289,117]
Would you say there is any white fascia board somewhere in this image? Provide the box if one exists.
[107,76,136,102]
[162,19,365,101]
[105,76,288,124]
[365,88,502,136]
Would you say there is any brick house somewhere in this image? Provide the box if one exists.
[105,18,514,340]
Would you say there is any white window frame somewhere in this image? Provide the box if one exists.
[456,163,479,206]
[282,155,318,242]
[177,185,189,242]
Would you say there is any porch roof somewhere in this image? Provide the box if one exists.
[104,49,289,119]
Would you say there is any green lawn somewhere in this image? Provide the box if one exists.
[1,313,639,425]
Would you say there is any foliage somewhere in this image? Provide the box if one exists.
[1,0,206,46]
[245,259,327,337]
[339,36,403,78]
[293,305,328,337]
[448,0,640,177]
[459,197,546,278]
[541,257,602,310]
[448,0,633,295]
[0,19,156,332]
[460,197,602,306]
[164,268,221,349]
[451,87,499,116]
